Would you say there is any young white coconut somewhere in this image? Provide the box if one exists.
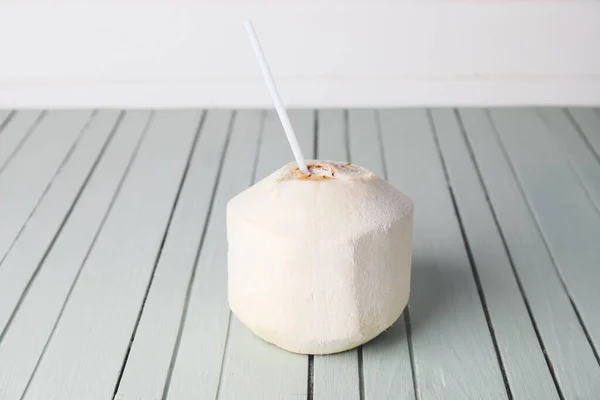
[227,160,414,355]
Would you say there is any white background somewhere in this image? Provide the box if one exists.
[0,1,599,107]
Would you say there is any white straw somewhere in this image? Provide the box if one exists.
[244,20,309,174]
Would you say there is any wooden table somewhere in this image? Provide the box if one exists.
[0,108,599,400]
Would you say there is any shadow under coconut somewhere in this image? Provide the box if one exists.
[364,252,476,349]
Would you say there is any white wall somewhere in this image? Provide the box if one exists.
[1,1,599,107]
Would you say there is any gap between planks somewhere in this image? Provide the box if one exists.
[0,111,46,176]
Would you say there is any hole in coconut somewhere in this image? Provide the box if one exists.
[282,162,355,182]
[307,164,335,178]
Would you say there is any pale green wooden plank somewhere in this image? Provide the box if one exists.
[363,318,414,400]
[23,111,201,400]
[537,108,600,212]
[0,111,44,174]
[461,108,600,399]
[115,110,233,400]
[567,108,600,159]
[0,111,150,400]
[217,110,315,400]
[219,316,309,400]
[378,109,507,399]
[312,109,360,400]
[0,111,121,335]
[432,108,558,399]
[317,109,348,162]
[348,110,385,178]
[0,111,92,263]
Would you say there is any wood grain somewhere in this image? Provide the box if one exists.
[461,108,600,399]
[22,111,200,400]
[0,111,150,400]
[378,109,508,399]
[217,110,315,400]
[0,111,92,262]
[115,110,234,400]
[165,111,263,400]
[432,108,558,399]
[0,111,44,173]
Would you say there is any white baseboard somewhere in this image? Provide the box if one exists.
[1,1,599,107]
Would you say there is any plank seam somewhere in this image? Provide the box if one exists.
[162,110,240,400]
[0,111,46,176]
[404,310,418,400]
[569,300,600,366]
[111,110,208,399]
[19,111,153,400]
[455,109,565,399]
[428,109,513,400]
[536,109,600,217]
[0,110,16,135]
[307,355,314,400]
[484,109,600,367]
[0,111,125,342]
[566,166,600,215]
[250,111,267,194]
[563,108,600,166]
[357,347,365,400]
[214,312,233,400]
[0,110,92,267]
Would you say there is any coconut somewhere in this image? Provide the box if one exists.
[226,160,414,355]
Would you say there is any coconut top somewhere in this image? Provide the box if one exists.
[277,161,375,182]
[227,160,413,239]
